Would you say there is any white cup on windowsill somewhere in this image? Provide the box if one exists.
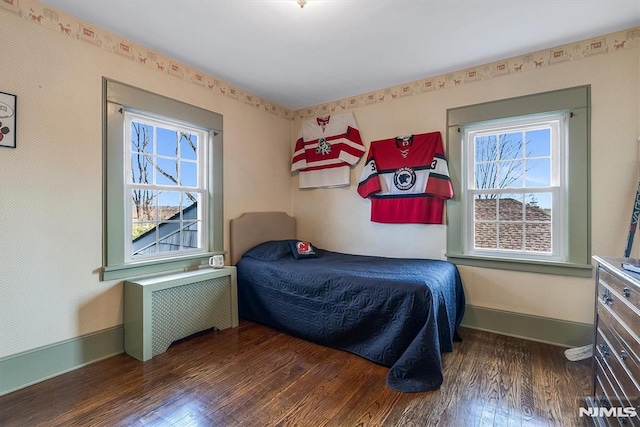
[209,254,224,269]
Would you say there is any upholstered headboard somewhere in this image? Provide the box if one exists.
[229,212,296,265]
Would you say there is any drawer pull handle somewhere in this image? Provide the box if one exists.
[622,287,631,298]
[599,342,610,358]
[601,290,613,305]
[619,350,629,361]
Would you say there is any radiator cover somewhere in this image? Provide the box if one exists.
[124,267,238,361]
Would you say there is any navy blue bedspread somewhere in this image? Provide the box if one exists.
[236,240,466,393]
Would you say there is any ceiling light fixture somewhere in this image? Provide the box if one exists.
[297,0,307,8]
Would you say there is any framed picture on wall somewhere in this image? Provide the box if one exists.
[0,91,17,148]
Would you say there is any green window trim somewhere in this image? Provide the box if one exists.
[102,78,224,281]
[446,86,591,277]
[101,252,226,281]
[445,254,593,277]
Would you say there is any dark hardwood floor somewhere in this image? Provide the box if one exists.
[0,321,592,426]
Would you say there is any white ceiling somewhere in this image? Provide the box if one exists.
[42,0,640,111]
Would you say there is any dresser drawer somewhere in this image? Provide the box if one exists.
[599,269,640,309]
[597,301,640,380]
[595,327,640,404]
[598,280,640,339]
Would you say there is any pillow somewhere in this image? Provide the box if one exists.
[289,240,319,259]
[243,240,292,261]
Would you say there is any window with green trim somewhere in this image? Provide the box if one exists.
[102,79,224,281]
[446,86,591,277]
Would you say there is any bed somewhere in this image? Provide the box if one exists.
[230,212,465,393]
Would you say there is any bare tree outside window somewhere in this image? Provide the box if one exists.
[474,133,532,195]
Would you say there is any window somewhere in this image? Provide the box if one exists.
[125,113,208,261]
[464,113,565,261]
[446,86,591,277]
[103,79,223,280]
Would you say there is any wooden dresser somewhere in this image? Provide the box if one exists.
[589,256,640,424]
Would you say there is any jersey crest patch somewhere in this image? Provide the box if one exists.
[317,116,330,132]
[316,137,332,155]
[394,167,416,190]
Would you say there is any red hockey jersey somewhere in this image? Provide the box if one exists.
[357,131,453,224]
[291,112,365,189]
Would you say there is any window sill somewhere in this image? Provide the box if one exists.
[102,252,225,281]
[446,253,593,277]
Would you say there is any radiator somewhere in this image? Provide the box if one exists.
[124,267,238,361]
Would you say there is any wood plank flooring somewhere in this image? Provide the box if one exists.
[0,321,592,426]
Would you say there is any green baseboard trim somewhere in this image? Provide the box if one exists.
[461,305,593,348]
[0,325,124,397]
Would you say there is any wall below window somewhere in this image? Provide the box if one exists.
[292,35,639,329]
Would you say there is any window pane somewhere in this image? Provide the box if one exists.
[158,191,181,221]
[157,127,178,157]
[475,222,497,249]
[498,132,523,160]
[525,193,552,221]
[498,194,524,221]
[475,135,497,162]
[180,133,198,161]
[526,129,550,158]
[181,161,198,187]
[131,189,156,221]
[182,194,200,250]
[499,223,524,250]
[130,153,152,185]
[183,192,198,213]
[524,158,550,187]
[131,122,153,154]
[182,221,200,249]
[525,223,552,253]
[475,162,499,189]
[474,196,496,220]
[132,222,155,241]
[156,157,179,186]
[157,206,181,253]
[131,222,158,256]
[158,234,179,253]
[498,160,523,188]
[131,222,157,255]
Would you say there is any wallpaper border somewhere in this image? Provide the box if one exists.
[297,27,640,119]
[1,1,638,121]
[1,0,295,119]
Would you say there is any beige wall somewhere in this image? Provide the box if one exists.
[0,11,292,358]
[292,42,640,325]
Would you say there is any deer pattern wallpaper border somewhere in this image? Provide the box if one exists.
[2,0,639,121]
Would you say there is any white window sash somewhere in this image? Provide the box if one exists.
[462,112,567,262]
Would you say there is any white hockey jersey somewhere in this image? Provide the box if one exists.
[291,112,365,189]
